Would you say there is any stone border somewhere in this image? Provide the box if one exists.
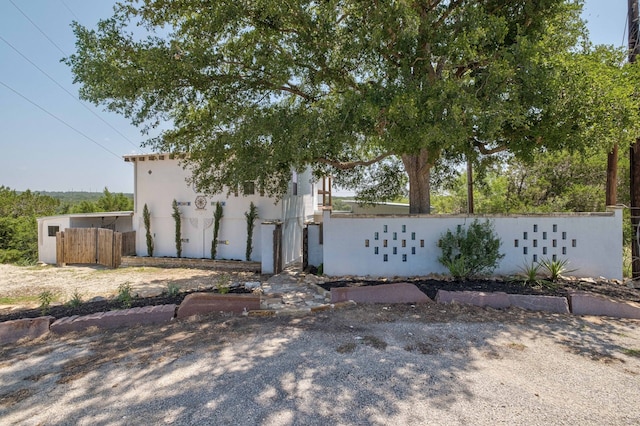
[176,293,261,319]
[569,291,640,319]
[3,288,639,345]
[120,256,261,272]
[0,316,54,345]
[50,305,177,334]
[331,283,431,304]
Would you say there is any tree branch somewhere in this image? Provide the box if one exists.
[472,138,508,155]
[316,151,395,170]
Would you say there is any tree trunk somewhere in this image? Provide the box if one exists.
[402,150,432,214]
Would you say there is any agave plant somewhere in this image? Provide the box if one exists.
[539,258,576,282]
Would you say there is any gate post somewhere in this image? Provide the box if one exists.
[56,231,66,267]
[261,221,283,274]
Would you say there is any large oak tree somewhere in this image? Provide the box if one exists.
[66,0,636,213]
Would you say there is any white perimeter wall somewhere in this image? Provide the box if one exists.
[320,208,623,280]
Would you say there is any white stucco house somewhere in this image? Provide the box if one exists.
[123,153,318,269]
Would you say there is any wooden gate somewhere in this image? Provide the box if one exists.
[56,228,134,268]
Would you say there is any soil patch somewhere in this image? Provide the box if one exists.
[0,287,251,323]
[319,277,640,303]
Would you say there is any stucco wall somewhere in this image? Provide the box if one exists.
[317,208,624,280]
[128,155,314,263]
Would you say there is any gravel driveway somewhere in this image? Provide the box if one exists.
[1,301,639,425]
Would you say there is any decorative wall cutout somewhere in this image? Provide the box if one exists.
[366,222,424,264]
[514,222,577,261]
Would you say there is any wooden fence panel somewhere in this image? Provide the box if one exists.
[64,228,96,264]
[113,231,122,268]
[121,231,136,256]
[56,231,66,267]
[97,228,114,268]
[56,228,130,268]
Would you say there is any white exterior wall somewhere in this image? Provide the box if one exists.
[320,208,623,280]
[37,213,133,264]
[307,223,323,267]
[127,155,315,263]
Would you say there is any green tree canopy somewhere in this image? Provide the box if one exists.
[0,187,60,264]
[65,0,640,213]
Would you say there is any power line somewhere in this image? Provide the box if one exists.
[59,0,80,22]
[8,0,67,57]
[0,35,143,152]
[0,79,122,160]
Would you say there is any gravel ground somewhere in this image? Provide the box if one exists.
[1,302,640,425]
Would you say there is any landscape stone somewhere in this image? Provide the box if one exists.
[569,291,640,319]
[435,290,511,309]
[508,294,570,314]
[176,293,260,319]
[0,316,54,344]
[51,305,176,334]
[244,281,261,290]
[330,283,431,304]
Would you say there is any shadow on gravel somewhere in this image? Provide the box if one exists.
[1,303,638,424]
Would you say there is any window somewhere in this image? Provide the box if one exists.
[243,181,255,195]
[48,226,59,237]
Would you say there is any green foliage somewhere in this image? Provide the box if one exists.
[67,188,133,213]
[438,220,504,279]
[166,282,180,298]
[244,202,258,261]
[64,1,639,213]
[172,199,182,258]
[66,290,83,309]
[143,203,153,257]
[331,198,352,212]
[117,282,133,308]
[216,274,231,294]
[539,258,576,282]
[211,202,224,260]
[38,290,54,315]
[433,148,631,215]
[0,186,59,264]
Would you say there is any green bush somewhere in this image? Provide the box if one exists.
[438,219,504,279]
[211,202,224,259]
[244,202,258,261]
[117,282,133,308]
[143,203,153,257]
[38,290,54,315]
[172,199,182,258]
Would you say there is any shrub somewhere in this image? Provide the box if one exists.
[245,202,258,261]
[143,203,153,257]
[38,290,54,315]
[438,219,504,279]
[211,202,224,259]
[172,199,182,258]
[539,257,575,282]
[66,289,83,309]
[216,274,231,294]
[166,282,180,297]
[117,282,133,308]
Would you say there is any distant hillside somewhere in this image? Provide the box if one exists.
[35,191,133,205]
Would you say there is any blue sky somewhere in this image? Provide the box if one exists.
[0,0,631,194]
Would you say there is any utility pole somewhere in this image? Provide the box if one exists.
[629,0,640,279]
[466,156,474,214]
